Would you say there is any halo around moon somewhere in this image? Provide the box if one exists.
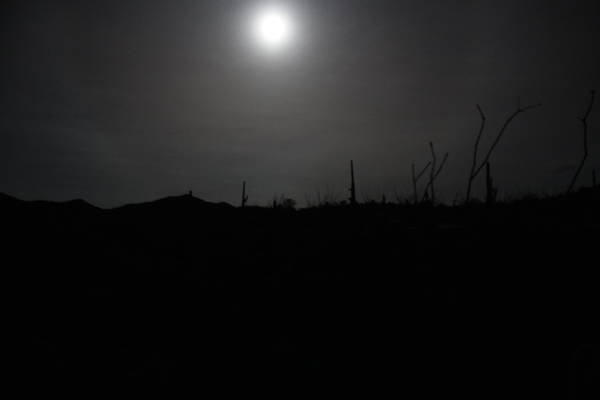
[251,6,295,52]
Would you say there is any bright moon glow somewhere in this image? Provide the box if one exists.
[252,7,295,52]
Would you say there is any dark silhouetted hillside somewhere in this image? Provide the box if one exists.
[3,189,599,397]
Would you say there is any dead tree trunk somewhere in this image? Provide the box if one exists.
[567,90,595,194]
[349,160,357,205]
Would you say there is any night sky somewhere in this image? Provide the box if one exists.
[1,0,599,207]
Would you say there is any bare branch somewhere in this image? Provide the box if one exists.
[466,104,487,203]
[429,142,437,203]
[567,90,595,193]
[472,103,542,178]
[416,161,432,180]
[581,90,596,121]
[435,153,449,180]
[411,161,432,204]
[423,152,449,201]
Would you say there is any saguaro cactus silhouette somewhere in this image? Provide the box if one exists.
[349,160,357,205]
[485,162,497,204]
[411,161,431,204]
[241,181,248,208]
[466,101,541,203]
[567,90,595,194]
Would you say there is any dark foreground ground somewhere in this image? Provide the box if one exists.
[2,189,599,397]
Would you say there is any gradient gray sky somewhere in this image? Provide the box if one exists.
[1,0,599,207]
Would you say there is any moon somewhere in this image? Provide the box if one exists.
[251,6,295,52]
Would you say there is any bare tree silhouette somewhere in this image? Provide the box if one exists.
[466,104,486,203]
[466,102,541,203]
[429,141,437,204]
[411,161,431,204]
[567,90,595,194]
[422,143,448,204]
